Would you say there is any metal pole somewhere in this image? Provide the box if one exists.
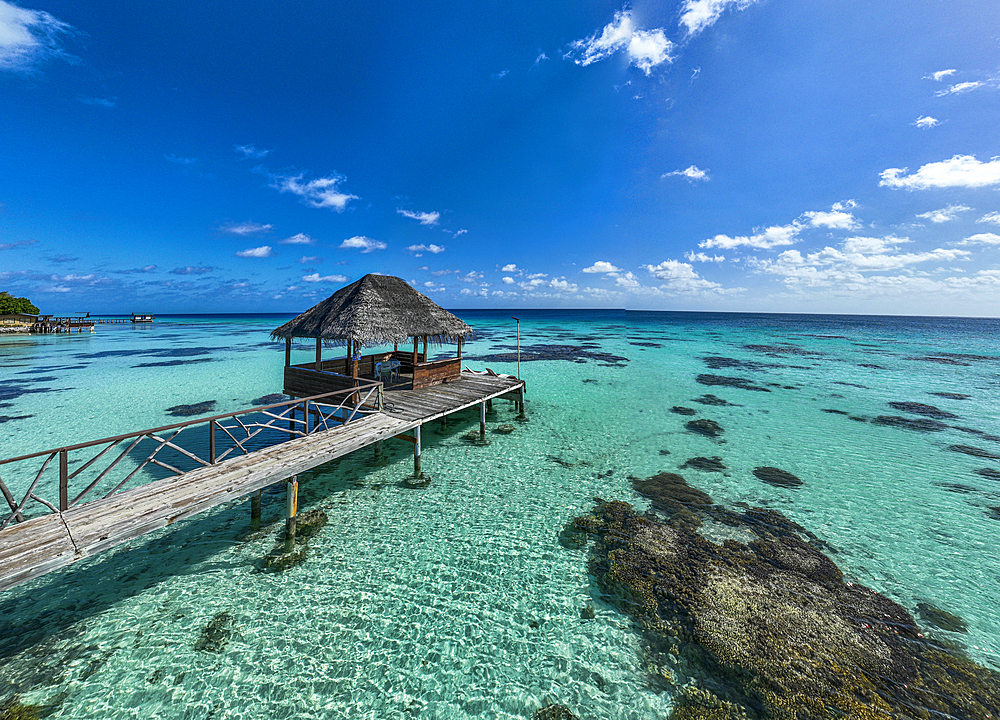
[480,401,486,439]
[512,317,520,380]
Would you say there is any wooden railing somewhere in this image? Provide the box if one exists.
[0,381,383,529]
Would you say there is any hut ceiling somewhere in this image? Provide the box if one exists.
[270,274,473,347]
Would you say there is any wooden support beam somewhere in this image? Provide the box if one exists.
[250,490,262,530]
[413,425,422,477]
[284,476,298,552]
[412,336,418,367]
[394,433,417,444]
[285,338,291,367]
[315,338,322,371]
[518,386,526,418]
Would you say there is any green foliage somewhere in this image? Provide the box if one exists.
[0,292,40,316]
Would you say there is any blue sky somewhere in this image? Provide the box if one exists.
[1,0,999,316]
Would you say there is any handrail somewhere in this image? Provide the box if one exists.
[0,381,383,529]
[0,381,382,466]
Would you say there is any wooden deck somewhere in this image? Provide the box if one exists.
[0,371,523,592]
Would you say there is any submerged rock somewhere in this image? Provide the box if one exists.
[632,472,713,515]
[917,602,968,633]
[753,466,803,488]
[873,415,949,432]
[949,445,1000,460]
[580,492,1000,720]
[580,603,596,620]
[557,518,588,550]
[670,406,697,416]
[252,393,289,406]
[888,401,959,419]
[533,705,580,720]
[495,424,515,435]
[930,392,972,400]
[681,456,727,473]
[695,374,771,392]
[692,394,733,406]
[166,400,217,417]
[0,696,41,720]
[974,468,1000,481]
[685,419,723,438]
[193,611,232,653]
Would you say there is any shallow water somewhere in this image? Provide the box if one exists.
[1,310,999,718]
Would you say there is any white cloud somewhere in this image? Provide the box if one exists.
[582,261,622,273]
[978,212,1000,225]
[643,260,722,292]
[568,10,674,75]
[280,232,315,245]
[0,0,72,72]
[935,81,984,97]
[880,155,1000,190]
[266,171,357,211]
[917,204,971,223]
[340,236,386,253]
[550,278,578,293]
[533,51,549,67]
[170,266,213,275]
[663,165,709,181]
[165,154,197,166]
[397,208,440,226]
[234,144,270,159]
[298,256,319,264]
[679,0,759,37]
[957,233,1000,246]
[491,69,509,80]
[802,208,860,230]
[235,245,272,258]
[501,263,519,272]
[460,271,484,283]
[220,221,273,236]
[526,272,547,279]
[701,223,800,250]
[406,243,445,256]
[502,276,515,285]
[684,251,725,262]
[302,273,348,283]
[928,69,956,82]
[752,236,971,287]
[914,116,939,129]
[452,229,468,237]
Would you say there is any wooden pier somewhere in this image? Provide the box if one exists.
[0,371,524,592]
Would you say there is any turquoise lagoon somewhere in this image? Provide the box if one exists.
[1,310,999,718]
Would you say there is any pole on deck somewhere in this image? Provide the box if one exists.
[512,317,521,380]
[518,385,526,419]
[284,476,298,552]
[414,425,422,477]
[250,490,262,530]
[58,450,68,511]
[480,401,486,439]
[412,336,418,367]
[285,338,291,367]
[315,338,322,371]
[209,420,216,464]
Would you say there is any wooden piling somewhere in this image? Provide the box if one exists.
[250,490,262,530]
[315,338,322,371]
[518,386,526,418]
[414,425,422,477]
[284,476,298,552]
[480,401,486,439]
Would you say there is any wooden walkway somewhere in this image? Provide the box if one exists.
[0,371,523,592]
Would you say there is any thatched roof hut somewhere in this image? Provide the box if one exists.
[271,274,472,347]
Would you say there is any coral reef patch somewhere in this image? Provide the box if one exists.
[695,375,770,392]
[949,445,1000,460]
[887,401,959,419]
[681,457,727,473]
[572,479,1000,720]
[193,611,232,653]
[752,466,803,488]
[917,602,968,633]
[166,400,217,417]
[685,419,723,438]
[872,415,949,432]
[671,406,697,416]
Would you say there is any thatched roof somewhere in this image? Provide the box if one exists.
[271,274,473,346]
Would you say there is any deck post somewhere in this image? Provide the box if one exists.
[304,400,310,434]
[422,335,428,361]
[285,338,291,367]
[518,385,526,419]
[480,401,486,439]
[374,440,383,460]
[486,398,493,412]
[209,420,216,464]
[250,490,262,530]
[414,425,422,477]
[315,338,322,371]
[284,475,298,552]
[458,338,462,361]
[58,450,68,511]
[412,336,418,368]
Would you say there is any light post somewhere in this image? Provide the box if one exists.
[511,317,520,379]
